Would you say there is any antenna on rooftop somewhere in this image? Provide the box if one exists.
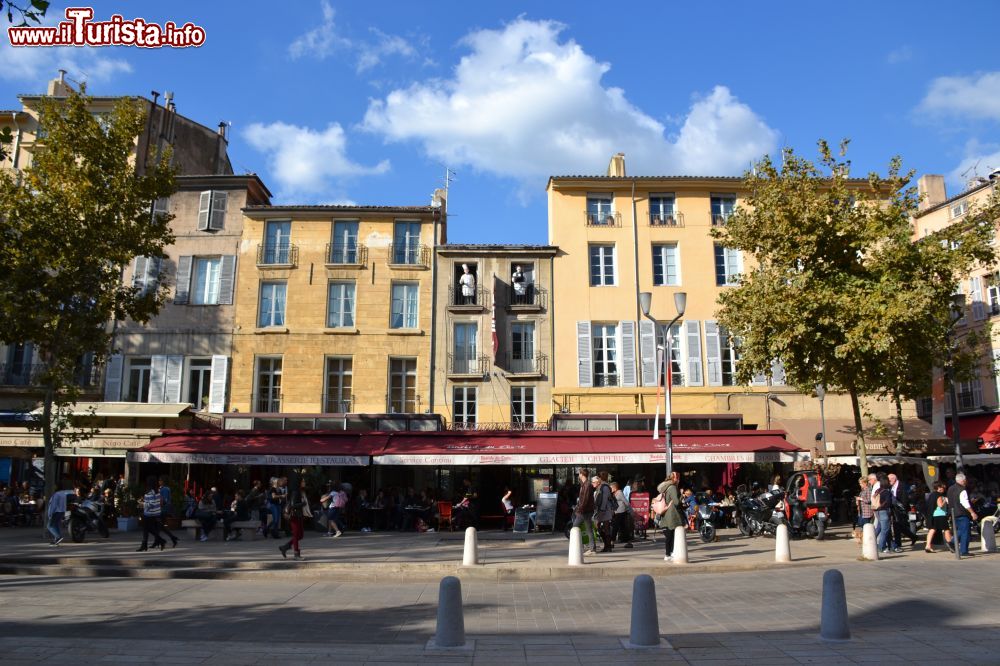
[443,165,456,199]
[961,160,984,191]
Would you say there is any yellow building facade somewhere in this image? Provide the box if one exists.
[229,200,446,416]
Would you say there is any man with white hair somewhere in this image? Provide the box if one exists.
[946,473,978,558]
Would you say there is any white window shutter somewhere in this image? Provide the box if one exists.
[145,256,161,295]
[132,256,148,291]
[619,320,637,388]
[174,256,193,304]
[577,321,593,388]
[751,370,768,386]
[149,355,167,403]
[685,320,703,386]
[198,191,211,230]
[705,320,723,386]
[972,277,985,320]
[209,191,227,230]
[103,354,123,401]
[164,355,184,403]
[639,319,657,387]
[208,355,229,413]
[770,359,786,386]
[218,255,236,305]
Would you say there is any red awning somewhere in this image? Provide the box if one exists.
[372,430,802,466]
[945,414,1000,449]
[128,431,372,466]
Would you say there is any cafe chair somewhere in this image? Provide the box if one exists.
[436,500,454,532]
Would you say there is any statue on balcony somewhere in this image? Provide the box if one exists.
[512,265,527,303]
[459,264,476,304]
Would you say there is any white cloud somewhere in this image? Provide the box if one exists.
[243,121,389,200]
[918,72,1000,121]
[287,0,348,60]
[362,19,778,180]
[0,16,131,83]
[886,46,912,65]
[357,28,417,73]
[947,140,1000,189]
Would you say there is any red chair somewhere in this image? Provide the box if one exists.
[436,501,454,531]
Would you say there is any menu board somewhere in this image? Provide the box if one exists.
[535,492,558,531]
[513,507,531,533]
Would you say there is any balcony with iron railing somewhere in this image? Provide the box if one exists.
[505,352,547,377]
[447,353,490,378]
[448,285,488,311]
[0,362,102,390]
[594,373,620,388]
[322,394,354,414]
[585,210,621,227]
[257,243,299,267]
[649,211,684,227]
[389,243,431,268]
[325,242,367,267]
[447,420,550,431]
[507,284,546,310]
[254,387,283,413]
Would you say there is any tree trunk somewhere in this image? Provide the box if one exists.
[894,390,904,442]
[42,384,57,499]
[849,386,869,478]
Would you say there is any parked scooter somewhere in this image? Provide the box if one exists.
[696,502,718,543]
[783,470,831,540]
[69,494,109,543]
[736,484,786,537]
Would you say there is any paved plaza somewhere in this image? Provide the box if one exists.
[0,525,998,664]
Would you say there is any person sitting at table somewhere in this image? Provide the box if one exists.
[223,489,250,542]
[195,492,219,542]
[403,490,434,531]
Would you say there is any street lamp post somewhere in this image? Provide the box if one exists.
[639,291,687,481]
[947,294,967,475]
[816,384,827,453]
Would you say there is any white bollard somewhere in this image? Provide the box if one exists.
[568,526,584,566]
[819,569,851,642]
[627,574,661,648]
[432,576,466,648]
[982,519,997,553]
[671,525,688,564]
[861,522,879,561]
[462,527,479,566]
[775,523,792,563]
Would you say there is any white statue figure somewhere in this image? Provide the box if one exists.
[512,264,527,301]
[459,263,476,304]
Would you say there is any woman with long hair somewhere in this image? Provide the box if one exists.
[279,473,307,560]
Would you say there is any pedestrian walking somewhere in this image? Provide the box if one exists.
[571,468,596,553]
[265,477,283,539]
[947,473,978,558]
[279,474,307,560]
[321,483,346,537]
[924,482,952,553]
[591,474,614,553]
[45,486,75,546]
[610,481,633,549]
[137,477,167,552]
[855,476,873,544]
[655,471,683,561]
[888,473,917,551]
[157,476,179,548]
[873,473,892,554]
[247,479,268,536]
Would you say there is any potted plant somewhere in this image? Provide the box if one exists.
[115,484,140,532]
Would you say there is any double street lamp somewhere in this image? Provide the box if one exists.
[946,293,967,475]
[638,291,687,481]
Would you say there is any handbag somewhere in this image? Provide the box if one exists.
[652,493,668,516]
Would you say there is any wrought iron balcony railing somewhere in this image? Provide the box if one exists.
[325,242,367,266]
[390,243,431,267]
[257,243,298,266]
[254,387,282,413]
[506,353,547,375]
[585,211,621,227]
[447,421,549,431]
[322,394,354,414]
[508,284,545,308]
[447,354,490,376]
[649,212,684,227]
[448,285,487,308]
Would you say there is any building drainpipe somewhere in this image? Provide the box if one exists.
[11,113,21,170]
[630,178,642,389]
[549,253,556,423]
[428,209,440,412]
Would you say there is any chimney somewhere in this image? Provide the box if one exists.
[607,152,626,177]
[917,175,946,211]
[432,187,447,211]
[47,69,71,96]
[217,121,228,141]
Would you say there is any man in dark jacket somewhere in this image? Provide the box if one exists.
[572,468,597,553]
[888,473,916,551]
[592,475,614,553]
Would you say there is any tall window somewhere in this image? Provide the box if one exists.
[957,377,983,412]
[453,386,477,426]
[331,221,359,263]
[186,358,213,409]
[711,195,736,225]
[589,244,616,286]
[192,257,222,305]
[125,357,152,402]
[256,357,282,413]
[720,326,740,386]
[393,221,422,264]
[652,244,680,286]
[258,281,287,327]
[453,322,478,373]
[388,358,417,413]
[714,244,742,286]
[325,357,353,413]
[263,221,291,264]
[511,387,535,425]
[390,282,419,328]
[649,195,676,224]
[656,324,684,387]
[327,281,356,328]
[586,194,614,225]
[511,321,535,373]
[197,190,227,231]
[592,324,618,387]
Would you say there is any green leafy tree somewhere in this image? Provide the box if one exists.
[714,141,998,477]
[0,1,49,161]
[0,86,175,497]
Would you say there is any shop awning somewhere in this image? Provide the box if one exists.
[818,455,932,467]
[128,431,371,466]
[945,413,1000,449]
[927,453,1000,466]
[31,402,191,418]
[371,430,804,466]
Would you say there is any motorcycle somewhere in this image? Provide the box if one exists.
[736,484,786,537]
[695,502,718,543]
[69,494,109,543]
[783,470,831,540]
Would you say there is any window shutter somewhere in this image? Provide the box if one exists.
[149,355,167,403]
[685,320,703,386]
[174,256,193,304]
[209,191,228,230]
[218,255,236,305]
[144,256,161,295]
[639,319,657,387]
[751,370,768,386]
[103,354,123,401]
[770,359,786,386]
[132,256,148,291]
[576,321,593,388]
[619,320,637,388]
[208,355,229,413]
[705,320,723,386]
[198,191,212,230]
[164,355,184,403]
[971,277,985,320]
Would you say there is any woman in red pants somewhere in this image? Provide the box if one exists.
[279,473,307,560]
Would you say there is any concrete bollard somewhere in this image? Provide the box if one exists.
[775,523,792,563]
[462,527,479,566]
[819,569,851,642]
[568,526,585,565]
[432,576,466,648]
[627,574,661,648]
[861,522,879,561]
[671,525,688,564]
[982,519,998,553]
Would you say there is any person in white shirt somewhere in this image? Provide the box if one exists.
[46,486,77,546]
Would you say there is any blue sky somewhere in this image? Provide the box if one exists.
[1,1,999,243]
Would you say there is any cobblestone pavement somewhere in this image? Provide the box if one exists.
[1,552,998,665]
